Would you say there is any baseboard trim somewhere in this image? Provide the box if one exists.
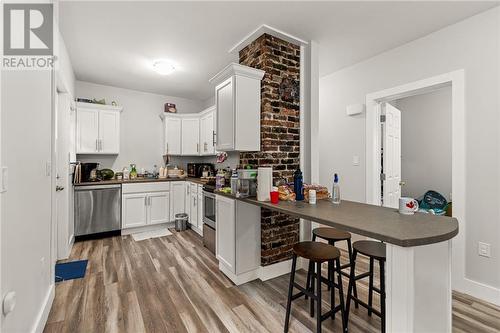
[219,262,260,285]
[259,259,294,281]
[32,283,55,333]
[457,277,500,306]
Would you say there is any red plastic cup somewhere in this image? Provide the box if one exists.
[270,191,279,204]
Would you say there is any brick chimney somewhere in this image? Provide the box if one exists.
[239,34,301,266]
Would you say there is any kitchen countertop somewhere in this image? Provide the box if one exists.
[74,177,208,186]
[215,192,459,247]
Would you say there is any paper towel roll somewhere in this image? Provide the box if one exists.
[257,167,273,201]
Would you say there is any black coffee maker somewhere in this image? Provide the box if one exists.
[80,162,99,182]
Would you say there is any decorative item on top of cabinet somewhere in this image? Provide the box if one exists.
[76,102,122,154]
[209,63,265,152]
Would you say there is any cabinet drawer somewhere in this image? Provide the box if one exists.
[122,182,170,194]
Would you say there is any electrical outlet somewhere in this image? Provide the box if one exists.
[478,242,491,258]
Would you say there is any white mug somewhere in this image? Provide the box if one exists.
[399,197,419,215]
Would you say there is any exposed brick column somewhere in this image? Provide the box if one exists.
[239,34,301,266]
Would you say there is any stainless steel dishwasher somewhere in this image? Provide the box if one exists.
[74,184,121,236]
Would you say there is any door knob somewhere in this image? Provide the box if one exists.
[399,181,406,186]
[56,186,65,192]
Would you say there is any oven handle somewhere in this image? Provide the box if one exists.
[203,190,215,199]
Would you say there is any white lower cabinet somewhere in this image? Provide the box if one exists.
[197,184,203,236]
[170,181,186,221]
[122,183,170,230]
[122,193,148,228]
[216,195,236,270]
[148,192,170,225]
[215,195,261,285]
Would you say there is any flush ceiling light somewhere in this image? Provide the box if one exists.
[153,60,175,75]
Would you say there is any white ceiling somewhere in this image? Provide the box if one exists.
[60,1,497,101]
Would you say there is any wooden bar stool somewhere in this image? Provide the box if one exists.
[306,227,359,309]
[345,240,386,333]
[284,241,346,333]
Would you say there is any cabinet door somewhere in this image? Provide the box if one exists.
[148,191,170,225]
[201,110,215,155]
[181,118,200,155]
[76,108,99,153]
[170,181,185,221]
[216,195,235,272]
[165,117,182,155]
[184,182,191,223]
[122,193,147,228]
[215,78,234,151]
[98,110,120,154]
[197,186,203,236]
[190,188,198,230]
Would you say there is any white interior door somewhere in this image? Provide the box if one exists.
[383,103,402,208]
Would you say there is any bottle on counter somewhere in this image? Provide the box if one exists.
[216,169,225,190]
[293,168,304,201]
[130,164,137,180]
[332,173,341,204]
[123,166,130,180]
[230,169,238,194]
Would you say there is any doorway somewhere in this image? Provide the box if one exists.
[365,70,466,292]
[379,86,452,210]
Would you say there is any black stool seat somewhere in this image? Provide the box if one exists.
[353,240,386,260]
[313,227,351,241]
[293,241,340,262]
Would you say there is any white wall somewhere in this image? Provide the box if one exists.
[75,81,203,171]
[397,87,452,201]
[319,7,500,291]
[1,71,54,333]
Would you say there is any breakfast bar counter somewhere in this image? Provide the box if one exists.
[216,192,459,333]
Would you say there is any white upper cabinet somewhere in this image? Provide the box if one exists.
[76,107,99,153]
[181,117,200,155]
[161,106,216,156]
[76,102,122,155]
[200,107,216,155]
[98,110,120,154]
[164,117,182,155]
[210,63,265,152]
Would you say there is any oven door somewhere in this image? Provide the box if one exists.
[203,191,216,229]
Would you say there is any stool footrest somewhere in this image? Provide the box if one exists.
[349,296,382,318]
[292,283,316,300]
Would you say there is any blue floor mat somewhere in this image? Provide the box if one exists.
[55,260,88,282]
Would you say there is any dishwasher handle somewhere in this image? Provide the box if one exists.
[74,184,121,191]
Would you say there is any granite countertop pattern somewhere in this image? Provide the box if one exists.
[74,177,207,186]
[215,191,459,247]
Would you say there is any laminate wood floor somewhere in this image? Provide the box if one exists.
[44,229,500,333]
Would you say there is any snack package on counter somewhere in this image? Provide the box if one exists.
[278,184,296,201]
[303,184,330,201]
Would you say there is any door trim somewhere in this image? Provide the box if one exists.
[365,70,472,300]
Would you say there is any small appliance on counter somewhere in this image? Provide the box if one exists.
[187,163,215,178]
[74,162,100,183]
[236,169,258,198]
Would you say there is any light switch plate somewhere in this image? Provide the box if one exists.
[0,167,7,193]
[352,155,360,166]
[478,242,491,258]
